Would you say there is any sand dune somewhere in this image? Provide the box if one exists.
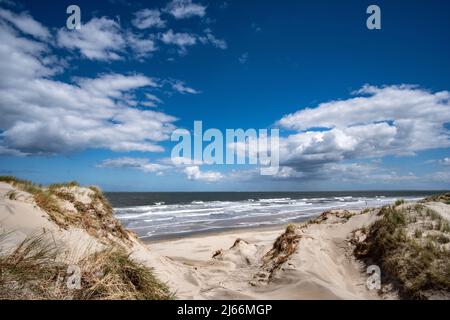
[0,182,104,262]
[1,180,449,300]
[144,210,383,299]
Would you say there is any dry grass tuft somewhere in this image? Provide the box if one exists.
[0,233,172,300]
[52,188,130,242]
[0,176,74,227]
[74,248,172,300]
[48,181,80,190]
[421,193,450,205]
[6,190,18,200]
[0,233,66,299]
[262,224,302,279]
[310,210,356,224]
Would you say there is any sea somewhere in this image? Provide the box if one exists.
[106,191,441,241]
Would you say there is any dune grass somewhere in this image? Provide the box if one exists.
[0,176,42,194]
[0,176,70,226]
[354,205,450,299]
[74,248,172,300]
[421,193,450,205]
[0,177,172,300]
[0,233,65,299]
[0,233,172,300]
[0,176,130,242]
[262,224,302,279]
[48,181,80,190]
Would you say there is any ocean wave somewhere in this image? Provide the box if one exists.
[114,195,425,240]
[258,197,291,203]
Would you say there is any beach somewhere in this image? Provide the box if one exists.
[1,179,449,300]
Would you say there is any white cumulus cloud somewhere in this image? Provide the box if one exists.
[165,0,206,19]
[198,29,227,50]
[57,17,126,61]
[98,157,170,173]
[274,85,450,178]
[171,80,200,94]
[132,9,166,29]
[184,166,223,182]
[0,12,177,155]
[98,157,224,182]
[0,8,50,40]
[161,29,197,54]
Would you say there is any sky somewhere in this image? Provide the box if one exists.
[0,0,449,191]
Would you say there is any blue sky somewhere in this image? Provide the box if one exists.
[0,0,449,191]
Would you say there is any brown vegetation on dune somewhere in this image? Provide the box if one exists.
[0,232,172,300]
[422,193,450,205]
[353,204,450,299]
[0,176,131,244]
[0,177,173,300]
[260,224,302,280]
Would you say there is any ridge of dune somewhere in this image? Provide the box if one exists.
[0,181,128,261]
[0,180,171,299]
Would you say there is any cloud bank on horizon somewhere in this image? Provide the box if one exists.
[0,0,449,190]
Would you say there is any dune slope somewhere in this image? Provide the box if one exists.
[147,210,383,299]
[0,179,171,299]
